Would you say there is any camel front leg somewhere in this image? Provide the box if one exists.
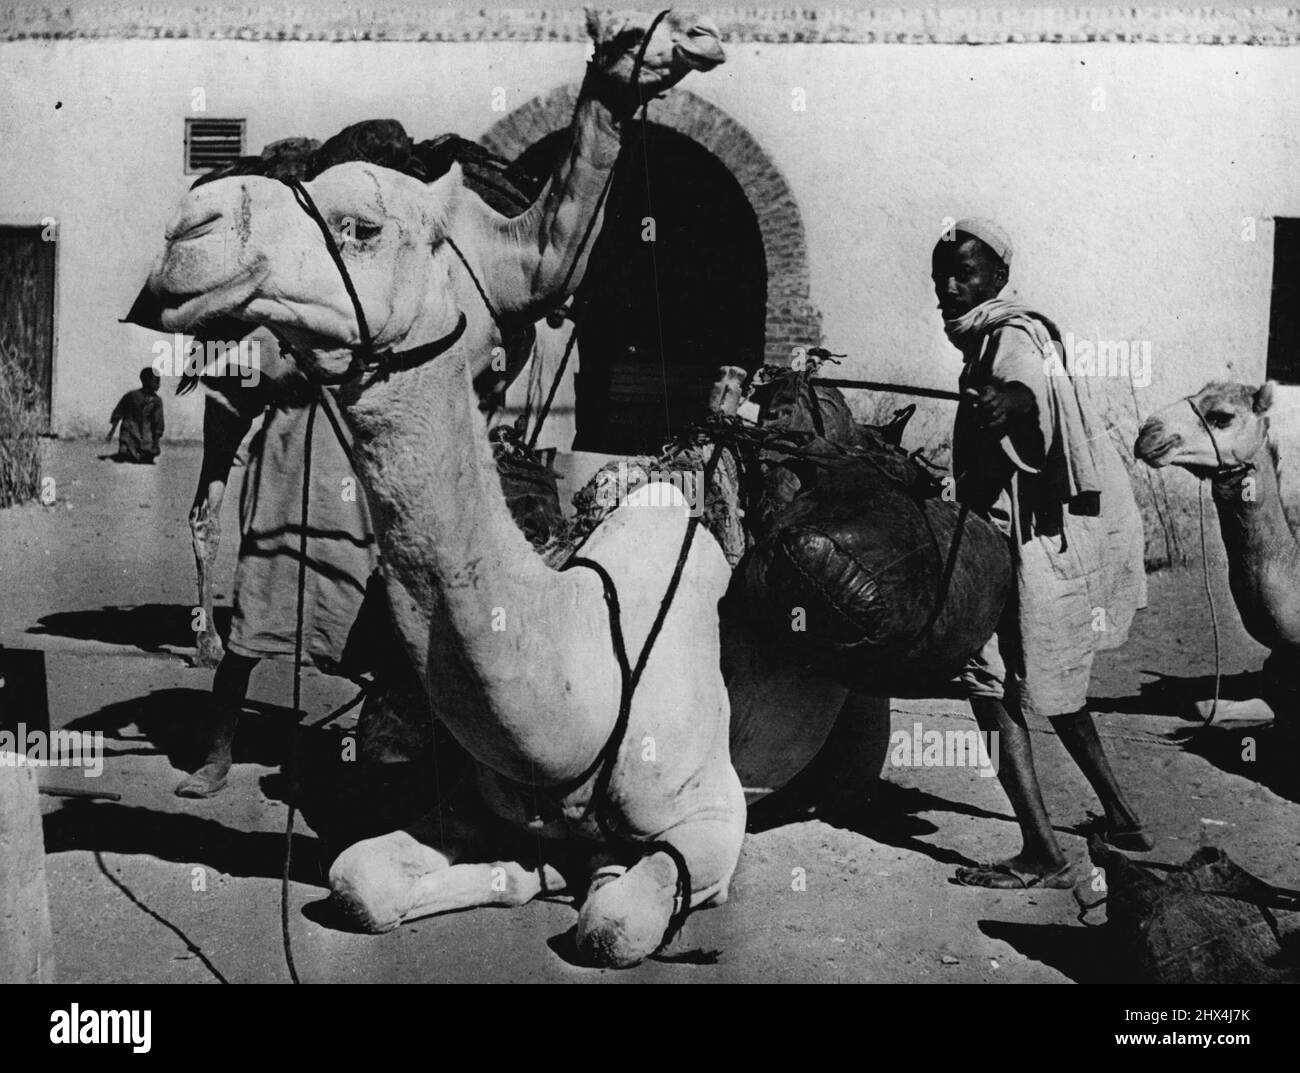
[329,828,564,933]
[190,479,226,668]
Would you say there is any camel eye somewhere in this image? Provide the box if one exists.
[334,217,382,244]
[1207,411,1233,429]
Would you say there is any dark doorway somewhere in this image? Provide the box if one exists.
[511,124,766,454]
[1267,218,1300,385]
[0,225,56,431]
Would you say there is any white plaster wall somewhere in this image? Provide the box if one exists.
[2,38,1299,444]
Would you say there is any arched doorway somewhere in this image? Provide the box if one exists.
[511,124,766,454]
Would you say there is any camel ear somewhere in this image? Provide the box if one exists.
[584,6,604,43]
[424,162,464,226]
[1255,380,1276,414]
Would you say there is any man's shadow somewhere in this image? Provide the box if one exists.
[61,687,449,897]
[29,605,232,655]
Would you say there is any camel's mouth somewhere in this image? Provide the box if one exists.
[676,37,726,72]
[1133,425,1180,469]
[1135,441,1178,468]
[152,268,264,333]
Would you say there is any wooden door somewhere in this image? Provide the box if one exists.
[0,226,56,431]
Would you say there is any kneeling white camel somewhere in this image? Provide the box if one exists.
[132,10,887,967]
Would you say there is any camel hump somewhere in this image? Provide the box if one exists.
[575,481,731,640]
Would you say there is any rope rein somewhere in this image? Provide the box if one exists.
[281,394,318,986]
[1184,394,1257,727]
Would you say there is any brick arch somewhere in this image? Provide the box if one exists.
[480,86,821,365]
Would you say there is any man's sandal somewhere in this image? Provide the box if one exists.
[955,861,1075,889]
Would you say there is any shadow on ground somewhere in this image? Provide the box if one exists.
[56,687,450,885]
[44,802,328,885]
[29,604,231,654]
[1167,724,1299,805]
[978,920,1119,983]
[1092,669,1264,719]
[66,687,293,768]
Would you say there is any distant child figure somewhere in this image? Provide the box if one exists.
[107,367,165,463]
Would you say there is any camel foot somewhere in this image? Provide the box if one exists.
[575,851,679,969]
[175,762,230,798]
[330,830,448,933]
[1193,697,1275,728]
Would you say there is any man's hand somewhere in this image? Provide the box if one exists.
[964,382,1036,434]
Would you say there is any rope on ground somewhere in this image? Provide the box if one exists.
[94,850,229,984]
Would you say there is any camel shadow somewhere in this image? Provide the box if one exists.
[28,604,231,654]
[978,919,1121,983]
[1091,669,1265,719]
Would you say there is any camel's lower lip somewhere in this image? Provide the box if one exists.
[676,43,725,71]
[154,271,260,331]
[1135,442,1177,468]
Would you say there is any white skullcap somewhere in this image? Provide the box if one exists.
[954,217,1013,266]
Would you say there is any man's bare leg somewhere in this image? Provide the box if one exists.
[957,696,1070,886]
[176,652,258,798]
[1049,707,1152,849]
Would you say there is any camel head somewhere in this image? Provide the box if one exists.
[1134,380,1276,478]
[136,162,471,383]
[585,7,725,101]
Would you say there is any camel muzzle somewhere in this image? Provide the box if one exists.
[1133,423,1180,467]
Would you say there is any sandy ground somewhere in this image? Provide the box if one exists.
[1,439,1297,983]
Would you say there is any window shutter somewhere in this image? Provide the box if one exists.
[185,118,245,174]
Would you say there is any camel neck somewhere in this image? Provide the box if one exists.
[1209,438,1300,651]
[337,328,605,779]
[346,338,554,632]
[1211,441,1291,561]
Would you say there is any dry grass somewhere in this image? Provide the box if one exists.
[0,335,44,508]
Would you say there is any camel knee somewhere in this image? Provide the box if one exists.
[328,831,446,933]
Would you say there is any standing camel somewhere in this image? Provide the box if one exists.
[1135,380,1299,725]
